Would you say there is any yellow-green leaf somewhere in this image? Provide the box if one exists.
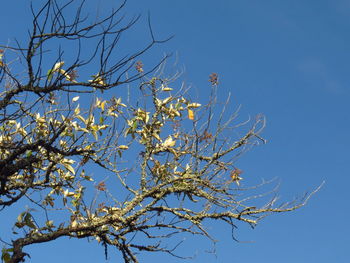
[187,103,201,108]
[118,145,129,150]
[64,164,75,175]
[188,109,195,120]
[101,100,106,111]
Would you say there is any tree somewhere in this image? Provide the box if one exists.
[0,1,321,262]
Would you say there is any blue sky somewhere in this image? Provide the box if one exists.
[1,0,350,262]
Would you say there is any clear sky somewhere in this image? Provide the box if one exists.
[1,0,350,262]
